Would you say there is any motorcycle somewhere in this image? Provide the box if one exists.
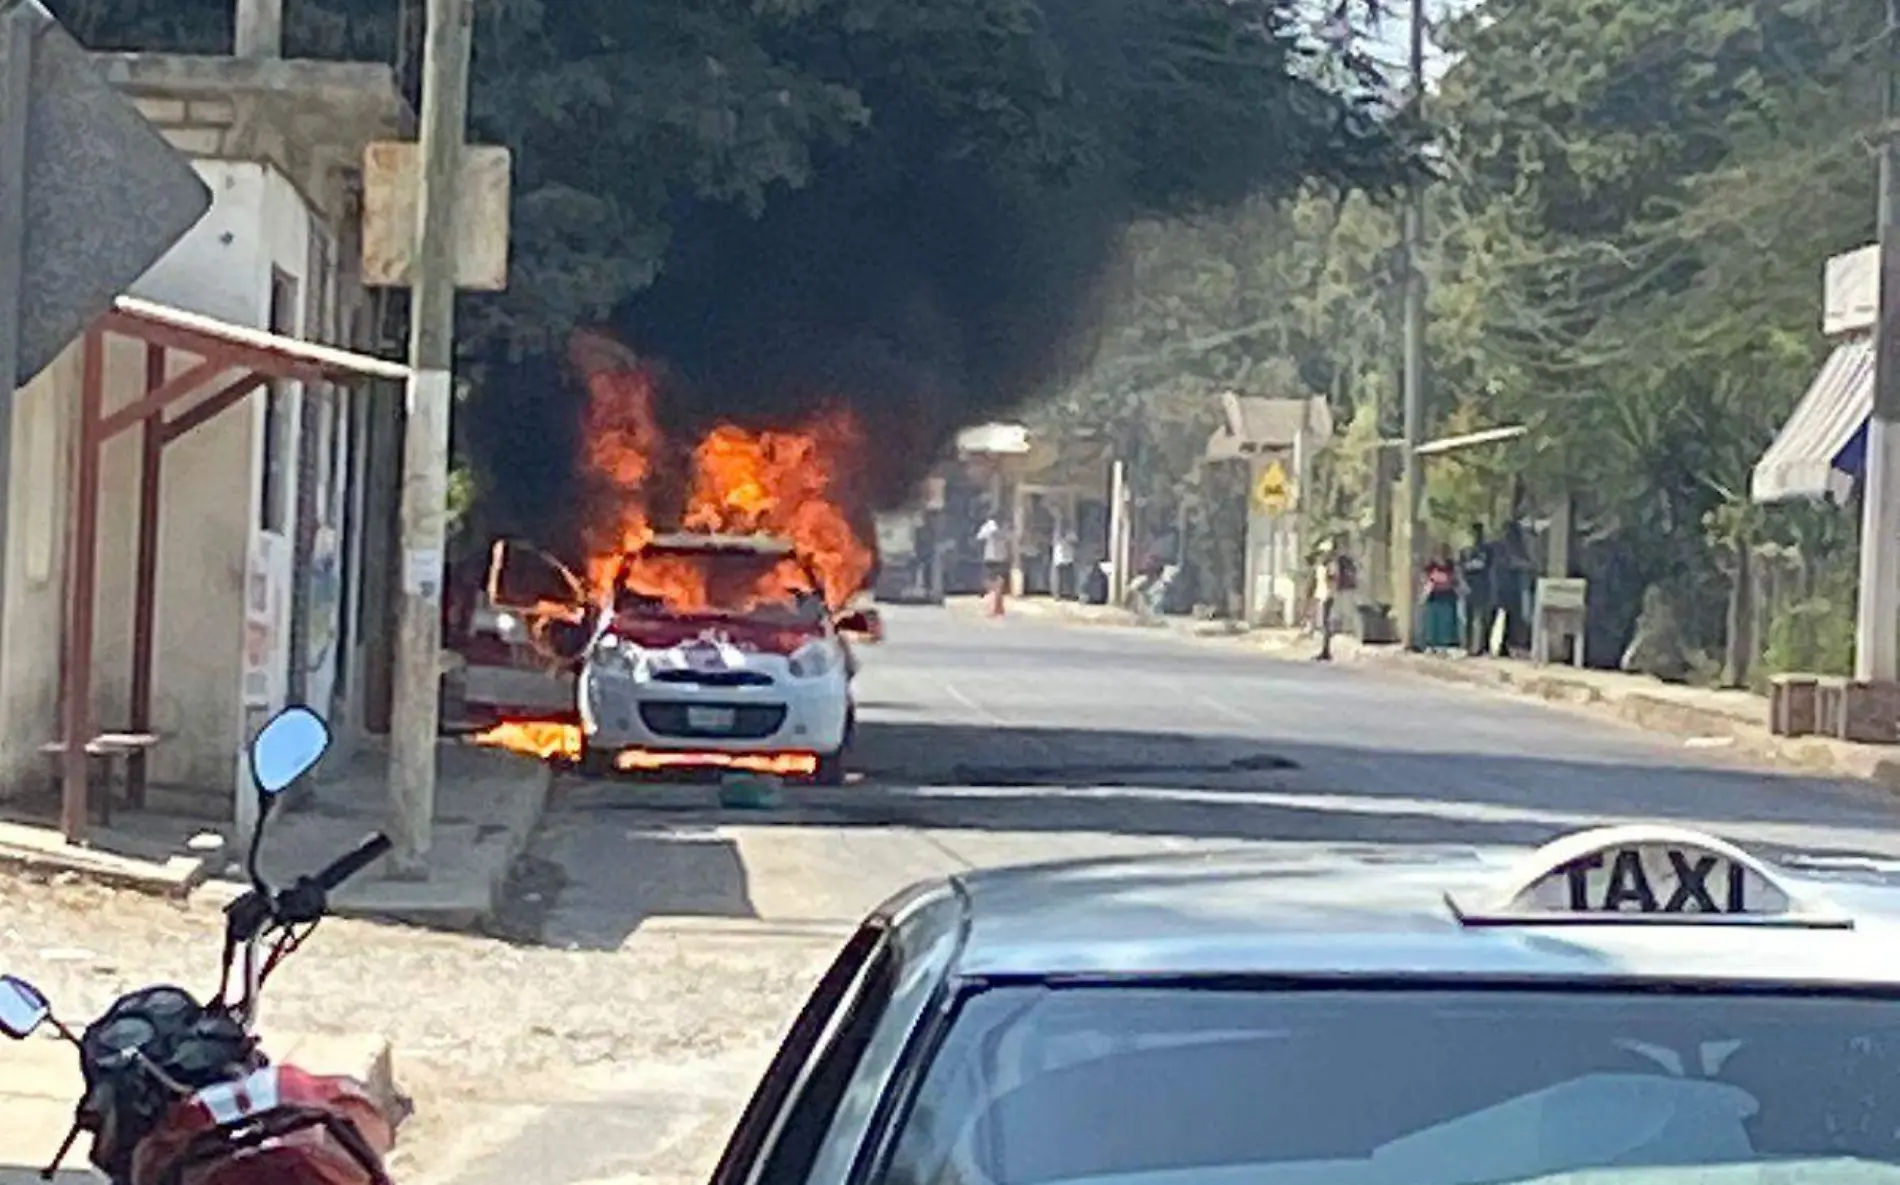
[0,705,401,1185]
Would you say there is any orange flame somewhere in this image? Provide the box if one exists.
[471,722,817,776]
[477,721,581,762]
[569,332,874,613]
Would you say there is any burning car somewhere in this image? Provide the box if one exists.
[485,532,880,784]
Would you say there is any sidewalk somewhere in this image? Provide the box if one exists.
[0,738,550,930]
[259,737,551,929]
[1376,650,1900,786]
[0,1028,397,1185]
[948,594,1900,789]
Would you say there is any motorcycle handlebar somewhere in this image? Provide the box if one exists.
[313,833,392,893]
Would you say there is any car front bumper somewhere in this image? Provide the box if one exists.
[579,662,852,756]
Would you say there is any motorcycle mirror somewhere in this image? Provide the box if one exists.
[249,705,332,800]
[0,974,51,1039]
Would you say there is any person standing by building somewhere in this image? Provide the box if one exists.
[1052,527,1077,600]
[1495,520,1533,656]
[1312,540,1339,661]
[1458,523,1497,656]
[1421,545,1460,652]
[977,514,1013,616]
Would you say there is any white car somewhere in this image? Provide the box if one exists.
[489,533,879,784]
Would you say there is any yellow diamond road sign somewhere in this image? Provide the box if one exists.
[1254,459,1291,513]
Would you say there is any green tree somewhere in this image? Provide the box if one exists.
[1027,0,1885,666]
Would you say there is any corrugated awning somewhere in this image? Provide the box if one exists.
[1751,337,1874,504]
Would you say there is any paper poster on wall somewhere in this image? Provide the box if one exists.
[242,532,291,708]
[403,547,443,597]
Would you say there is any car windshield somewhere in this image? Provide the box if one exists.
[613,546,825,626]
[881,986,1900,1185]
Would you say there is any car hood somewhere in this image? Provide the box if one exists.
[609,615,825,659]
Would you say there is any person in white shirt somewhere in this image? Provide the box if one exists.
[977,516,1013,614]
[1312,540,1338,661]
[1051,529,1077,599]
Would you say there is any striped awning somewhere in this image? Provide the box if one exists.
[1752,336,1875,504]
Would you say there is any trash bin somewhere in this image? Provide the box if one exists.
[1356,602,1397,645]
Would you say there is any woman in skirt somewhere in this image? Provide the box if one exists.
[1421,546,1460,651]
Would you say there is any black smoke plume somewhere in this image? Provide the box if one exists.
[468,0,1412,547]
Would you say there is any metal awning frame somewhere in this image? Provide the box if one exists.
[56,297,408,842]
[1751,337,1875,506]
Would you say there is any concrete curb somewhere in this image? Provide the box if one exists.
[0,820,210,897]
[328,756,553,931]
[1383,651,1900,790]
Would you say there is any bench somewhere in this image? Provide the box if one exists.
[40,732,162,825]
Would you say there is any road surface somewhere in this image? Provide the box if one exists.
[402,604,1900,1185]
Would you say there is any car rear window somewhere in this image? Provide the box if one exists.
[879,985,1900,1185]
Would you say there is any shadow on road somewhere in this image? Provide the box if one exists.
[849,721,1887,829]
[511,715,1900,950]
[497,819,760,947]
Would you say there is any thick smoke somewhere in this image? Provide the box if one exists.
[469,0,1407,547]
[615,160,1122,511]
[472,156,1126,548]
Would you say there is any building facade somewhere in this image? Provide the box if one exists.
[0,54,408,819]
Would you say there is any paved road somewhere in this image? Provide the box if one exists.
[399,604,1900,1185]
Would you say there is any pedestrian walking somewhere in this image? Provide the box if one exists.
[1312,540,1339,661]
[1458,522,1497,656]
[977,514,1013,616]
[1051,528,1077,600]
[1421,545,1460,652]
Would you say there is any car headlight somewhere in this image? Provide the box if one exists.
[591,634,648,680]
[788,640,836,679]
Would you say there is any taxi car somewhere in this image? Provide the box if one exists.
[710,824,1900,1185]
[487,533,879,784]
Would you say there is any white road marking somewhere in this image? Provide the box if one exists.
[944,681,1007,726]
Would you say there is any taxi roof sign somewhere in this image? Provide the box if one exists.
[1447,824,1852,929]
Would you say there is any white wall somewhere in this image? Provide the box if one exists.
[0,343,80,791]
[0,159,328,815]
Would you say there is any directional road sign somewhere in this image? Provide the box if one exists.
[1,0,211,388]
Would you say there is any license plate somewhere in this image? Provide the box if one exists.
[686,706,737,732]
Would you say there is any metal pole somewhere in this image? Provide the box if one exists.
[232,0,284,58]
[0,2,33,705]
[1396,0,1428,651]
[387,0,472,877]
[1855,0,1900,683]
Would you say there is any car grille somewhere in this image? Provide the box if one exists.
[648,669,774,687]
[639,702,787,740]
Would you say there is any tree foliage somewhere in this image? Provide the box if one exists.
[52,0,1418,356]
[1044,0,1884,663]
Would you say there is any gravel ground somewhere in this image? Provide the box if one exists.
[0,871,834,1185]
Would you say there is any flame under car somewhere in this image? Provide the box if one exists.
[486,532,877,785]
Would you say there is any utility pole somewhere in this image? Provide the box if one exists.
[0,3,34,706]
[1396,0,1429,650]
[1855,0,1900,683]
[387,0,473,876]
[232,0,283,58]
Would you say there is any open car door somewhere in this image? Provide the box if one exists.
[835,605,883,643]
[484,539,596,666]
[832,605,883,681]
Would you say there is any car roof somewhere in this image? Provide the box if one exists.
[935,826,1900,989]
